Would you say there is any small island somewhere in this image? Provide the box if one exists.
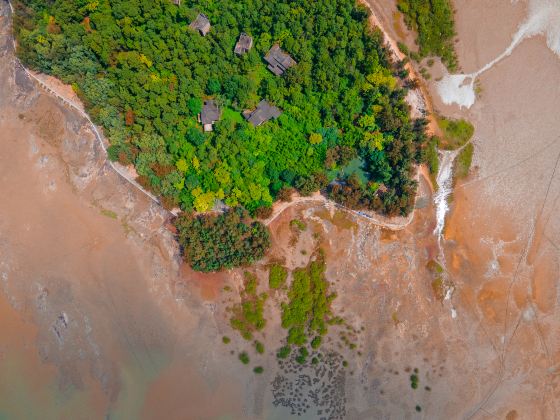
[14,0,430,270]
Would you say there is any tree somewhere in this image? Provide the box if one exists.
[174,208,271,272]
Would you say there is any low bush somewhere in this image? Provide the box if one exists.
[239,352,250,364]
[268,264,288,289]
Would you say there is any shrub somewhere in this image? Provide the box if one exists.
[239,352,250,364]
[290,219,307,231]
[277,346,291,359]
[268,264,288,289]
[254,341,265,354]
[253,366,264,374]
[295,347,308,364]
[222,336,231,344]
[410,374,419,389]
[311,336,322,349]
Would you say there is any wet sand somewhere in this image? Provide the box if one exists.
[0,2,246,417]
[436,0,560,417]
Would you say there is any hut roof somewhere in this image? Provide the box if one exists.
[189,13,211,36]
[264,44,296,76]
[244,100,282,126]
[234,33,253,55]
[200,100,221,125]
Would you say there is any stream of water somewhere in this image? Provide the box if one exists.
[433,149,461,263]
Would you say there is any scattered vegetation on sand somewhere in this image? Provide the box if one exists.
[397,0,458,71]
[438,118,474,150]
[290,219,307,232]
[281,251,336,347]
[175,208,270,272]
[454,143,474,179]
[427,259,449,302]
[229,272,268,340]
[268,264,288,289]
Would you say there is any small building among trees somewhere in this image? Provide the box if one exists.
[189,14,211,36]
[234,33,253,55]
[199,100,221,131]
[264,44,296,76]
[243,100,282,127]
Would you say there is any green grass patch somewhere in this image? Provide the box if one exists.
[424,136,440,188]
[438,118,474,150]
[222,107,244,124]
[268,264,288,289]
[454,143,474,179]
[100,209,118,219]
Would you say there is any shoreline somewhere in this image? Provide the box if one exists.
[6,0,165,211]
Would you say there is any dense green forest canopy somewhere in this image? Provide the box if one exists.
[14,0,428,216]
[174,208,270,272]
